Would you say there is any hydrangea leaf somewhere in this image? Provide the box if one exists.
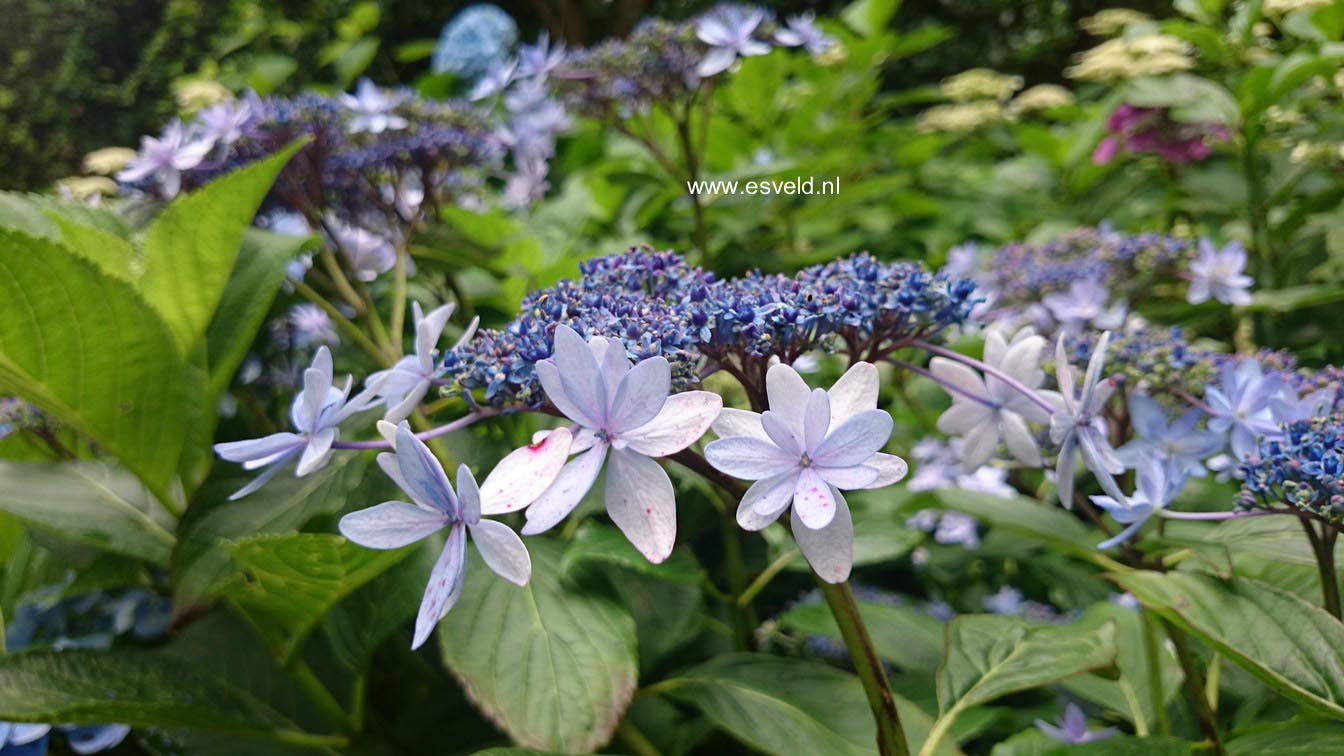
[322,548,432,672]
[662,653,954,756]
[436,539,637,753]
[560,520,704,583]
[925,615,1117,755]
[0,649,293,734]
[140,141,304,356]
[174,455,370,602]
[0,459,175,566]
[220,532,413,663]
[1062,602,1183,733]
[0,229,198,504]
[1111,571,1344,720]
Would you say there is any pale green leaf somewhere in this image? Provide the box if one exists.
[1111,571,1344,720]
[780,599,945,672]
[220,532,411,662]
[436,540,638,753]
[0,459,175,565]
[664,653,956,756]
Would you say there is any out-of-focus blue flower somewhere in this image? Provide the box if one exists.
[1118,394,1223,479]
[1036,703,1117,744]
[328,221,396,283]
[116,119,214,197]
[195,98,253,148]
[1206,359,1283,460]
[469,59,516,101]
[695,5,772,77]
[983,586,1024,614]
[339,79,409,135]
[1091,454,1183,548]
[432,4,519,80]
[287,304,339,349]
[366,303,477,423]
[1187,239,1253,306]
[516,32,566,80]
[60,725,131,755]
[1041,278,1126,333]
[774,12,835,55]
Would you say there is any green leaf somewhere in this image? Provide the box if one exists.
[0,649,291,733]
[842,0,900,38]
[932,489,1110,565]
[1111,571,1344,720]
[1123,74,1239,125]
[924,615,1117,755]
[1227,720,1344,754]
[0,229,198,502]
[141,143,303,356]
[561,521,704,583]
[220,532,411,662]
[45,212,139,282]
[395,39,438,63]
[664,653,955,756]
[175,455,370,602]
[0,460,175,566]
[780,599,945,672]
[1062,602,1183,732]
[436,540,638,753]
[205,228,311,399]
[322,546,431,671]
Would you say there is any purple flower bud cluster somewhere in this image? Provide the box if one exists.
[1093,104,1230,165]
[986,225,1191,306]
[124,89,501,234]
[0,397,39,440]
[551,19,708,119]
[1240,413,1344,522]
[441,248,978,408]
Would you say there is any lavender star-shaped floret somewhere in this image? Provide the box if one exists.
[705,362,908,582]
[214,346,383,499]
[1206,358,1283,460]
[520,324,723,562]
[116,120,215,197]
[339,424,537,649]
[1050,331,1127,507]
[366,302,479,423]
[1035,703,1117,744]
[1187,239,1253,306]
[695,5,772,77]
[1118,394,1223,479]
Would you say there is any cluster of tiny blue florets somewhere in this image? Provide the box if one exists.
[441,248,978,408]
[987,225,1192,303]
[1240,414,1344,522]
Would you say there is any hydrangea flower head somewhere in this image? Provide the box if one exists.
[521,325,723,562]
[340,424,539,649]
[774,12,835,55]
[196,98,254,148]
[705,362,907,582]
[1240,413,1344,522]
[432,4,519,79]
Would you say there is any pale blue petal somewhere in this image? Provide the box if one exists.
[339,501,447,549]
[411,523,467,650]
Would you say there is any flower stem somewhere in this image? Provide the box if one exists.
[737,549,798,607]
[1162,618,1226,756]
[817,580,910,756]
[616,720,664,756]
[286,656,354,734]
[293,279,389,367]
[331,408,500,450]
[389,245,409,346]
[1302,518,1341,619]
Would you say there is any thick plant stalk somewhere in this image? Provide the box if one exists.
[1162,619,1226,756]
[817,579,911,756]
[1301,519,1341,619]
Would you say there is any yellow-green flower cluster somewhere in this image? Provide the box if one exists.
[940,68,1024,102]
[1066,34,1193,82]
[1081,8,1150,36]
[916,101,1008,133]
[1263,0,1332,15]
[1009,84,1075,115]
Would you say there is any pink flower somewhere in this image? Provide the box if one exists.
[1092,104,1227,165]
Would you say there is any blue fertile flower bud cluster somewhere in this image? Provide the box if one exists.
[1241,413,1344,521]
[441,247,977,408]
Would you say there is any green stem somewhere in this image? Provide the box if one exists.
[1142,609,1171,736]
[1241,128,1275,292]
[818,580,910,756]
[293,279,389,366]
[286,657,354,734]
[269,730,348,750]
[1302,518,1341,619]
[389,245,409,348]
[720,508,756,651]
[1162,619,1225,756]
[349,671,367,732]
[616,720,664,756]
[737,549,799,607]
